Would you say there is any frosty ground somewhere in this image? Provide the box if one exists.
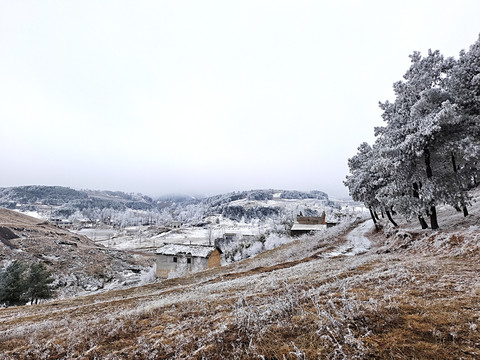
[1,193,480,359]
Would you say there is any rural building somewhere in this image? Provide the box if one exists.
[50,218,74,229]
[223,233,236,242]
[73,219,92,230]
[171,221,182,229]
[155,243,222,278]
[290,211,336,236]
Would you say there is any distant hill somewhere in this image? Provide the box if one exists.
[0,186,158,218]
[0,185,87,206]
[0,186,340,226]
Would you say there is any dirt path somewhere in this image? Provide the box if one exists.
[324,219,374,257]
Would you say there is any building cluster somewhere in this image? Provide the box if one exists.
[155,213,337,279]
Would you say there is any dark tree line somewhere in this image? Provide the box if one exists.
[345,35,480,230]
[0,261,54,307]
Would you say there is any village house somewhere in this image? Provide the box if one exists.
[155,243,222,278]
[50,218,74,229]
[171,221,182,229]
[290,211,336,236]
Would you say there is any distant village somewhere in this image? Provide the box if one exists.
[47,210,342,279]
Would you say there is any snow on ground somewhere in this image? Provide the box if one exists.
[73,228,117,241]
[375,188,480,257]
[324,220,374,257]
[75,220,273,251]
[344,219,374,255]
[13,210,47,220]
[228,197,329,213]
[3,207,480,359]
[153,228,210,244]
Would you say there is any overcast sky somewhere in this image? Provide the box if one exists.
[1,1,479,198]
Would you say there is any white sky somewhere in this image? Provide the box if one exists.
[1,1,479,198]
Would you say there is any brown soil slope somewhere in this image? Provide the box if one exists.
[0,208,152,298]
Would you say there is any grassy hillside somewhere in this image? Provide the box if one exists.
[1,191,479,359]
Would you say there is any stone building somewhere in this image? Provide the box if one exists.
[155,243,222,278]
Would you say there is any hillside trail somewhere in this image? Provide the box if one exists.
[323,219,374,257]
[201,220,376,281]
[185,220,377,288]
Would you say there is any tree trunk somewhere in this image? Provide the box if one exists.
[424,148,439,229]
[373,210,380,221]
[385,210,398,227]
[413,182,429,229]
[451,152,457,173]
[418,215,429,229]
[369,207,380,231]
[412,182,420,198]
[452,152,469,217]
[429,206,439,230]
[425,148,433,179]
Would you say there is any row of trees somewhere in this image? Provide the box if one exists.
[345,35,480,229]
[0,261,54,307]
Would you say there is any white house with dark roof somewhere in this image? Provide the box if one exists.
[155,243,222,278]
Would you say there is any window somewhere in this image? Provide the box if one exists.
[173,257,177,263]
[187,257,192,264]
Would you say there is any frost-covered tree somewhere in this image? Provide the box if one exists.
[449,35,480,118]
[345,143,381,227]
[447,35,480,191]
[346,36,480,230]
[0,261,55,306]
[375,50,454,229]
[24,262,55,304]
[345,141,400,227]
[0,260,27,306]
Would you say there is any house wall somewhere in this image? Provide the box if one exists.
[156,254,178,278]
[207,249,221,268]
[296,216,322,225]
[156,254,211,278]
[297,212,326,225]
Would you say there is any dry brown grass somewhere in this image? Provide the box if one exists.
[1,216,480,359]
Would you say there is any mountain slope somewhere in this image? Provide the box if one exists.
[0,186,342,228]
[0,186,157,216]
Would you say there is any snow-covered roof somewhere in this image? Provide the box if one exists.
[156,243,219,258]
[291,223,327,231]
